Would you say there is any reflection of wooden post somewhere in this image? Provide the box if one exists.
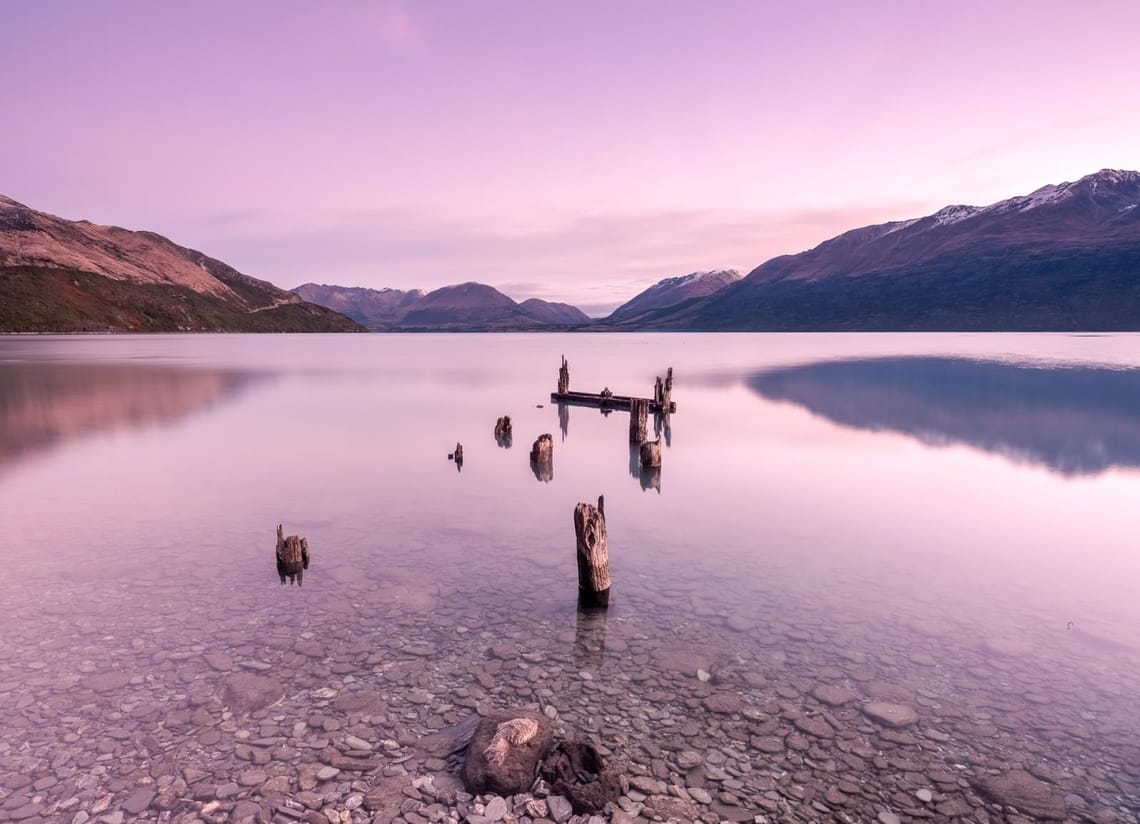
[574,606,608,667]
[558,403,569,441]
[629,398,648,443]
[639,439,662,468]
[557,356,570,394]
[574,496,610,608]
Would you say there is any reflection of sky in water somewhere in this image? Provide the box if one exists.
[1,333,1139,808]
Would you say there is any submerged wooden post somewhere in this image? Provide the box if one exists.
[530,433,553,482]
[530,433,553,464]
[275,524,311,587]
[574,495,610,607]
[629,398,649,443]
[557,356,570,394]
[639,438,662,468]
[494,416,512,448]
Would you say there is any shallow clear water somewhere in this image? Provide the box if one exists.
[2,332,1139,822]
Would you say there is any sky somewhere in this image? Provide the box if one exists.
[3,1,1140,315]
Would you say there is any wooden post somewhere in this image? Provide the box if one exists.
[574,495,610,607]
[663,367,673,411]
[530,433,553,464]
[639,438,662,468]
[275,524,310,586]
[629,398,648,443]
[530,433,553,482]
[557,356,570,394]
[494,416,512,448]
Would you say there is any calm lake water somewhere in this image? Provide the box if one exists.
[2,333,1139,823]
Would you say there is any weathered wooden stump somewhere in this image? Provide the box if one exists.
[629,397,649,443]
[530,433,553,464]
[531,432,554,481]
[574,495,611,608]
[494,416,512,448]
[275,524,310,586]
[463,709,555,796]
[639,438,662,468]
[557,355,570,394]
[653,366,674,410]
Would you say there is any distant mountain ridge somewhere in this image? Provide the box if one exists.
[606,269,741,323]
[0,194,362,332]
[293,281,590,331]
[636,169,1140,330]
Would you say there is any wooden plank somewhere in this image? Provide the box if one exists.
[550,391,676,413]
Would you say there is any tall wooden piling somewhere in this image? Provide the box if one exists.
[629,398,649,443]
[573,495,611,608]
[557,356,570,394]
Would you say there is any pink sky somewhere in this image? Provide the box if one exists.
[3,1,1139,314]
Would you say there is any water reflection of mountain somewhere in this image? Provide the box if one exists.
[750,357,1140,476]
[0,362,258,470]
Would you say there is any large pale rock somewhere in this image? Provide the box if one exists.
[972,770,1067,820]
[221,673,284,715]
[861,701,918,728]
[462,710,554,796]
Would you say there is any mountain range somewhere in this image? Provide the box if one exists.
[293,282,589,331]
[3,168,1139,332]
[628,168,1140,330]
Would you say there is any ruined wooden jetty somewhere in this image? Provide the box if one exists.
[549,357,677,413]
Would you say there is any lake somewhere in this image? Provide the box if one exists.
[1,332,1138,823]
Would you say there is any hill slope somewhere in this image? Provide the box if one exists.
[0,195,363,332]
[640,169,1140,331]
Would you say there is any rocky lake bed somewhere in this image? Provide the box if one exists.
[2,539,1138,824]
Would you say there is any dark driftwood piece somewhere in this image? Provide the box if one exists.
[629,397,649,443]
[639,438,662,468]
[275,524,310,586]
[540,738,623,814]
[494,416,512,448]
[558,355,570,394]
[574,495,611,608]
